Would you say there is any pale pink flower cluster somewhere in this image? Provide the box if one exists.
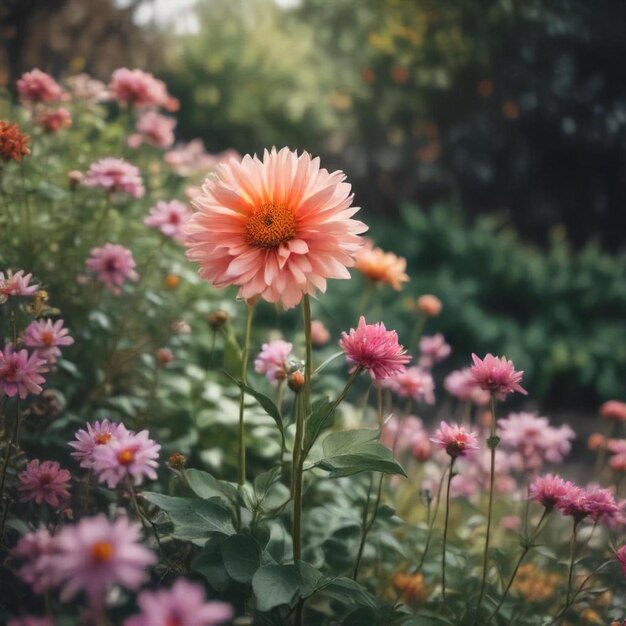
[418,333,451,369]
[37,108,72,132]
[85,244,139,294]
[0,269,39,303]
[339,316,410,380]
[128,111,176,149]
[444,367,490,405]
[70,420,160,488]
[12,515,155,608]
[65,73,109,102]
[17,69,65,105]
[0,345,47,398]
[144,200,191,242]
[125,579,234,626]
[385,366,435,404]
[498,412,575,471]
[431,421,479,459]
[254,340,293,385]
[381,415,431,460]
[164,140,239,177]
[108,68,169,109]
[23,318,74,365]
[607,439,626,472]
[18,460,71,508]
[470,353,527,396]
[83,158,145,198]
[311,319,330,346]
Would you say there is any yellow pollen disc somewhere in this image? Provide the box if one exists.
[117,449,135,465]
[95,433,112,445]
[245,202,296,249]
[91,541,114,562]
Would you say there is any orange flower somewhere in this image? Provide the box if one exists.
[185,148,367,309]
[0,121,30,162]
[392,572,428,602]
[416,294,442,317]
[354,240,409,290]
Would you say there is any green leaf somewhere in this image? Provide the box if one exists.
[252,562,323,612]
[303,397,335,454]
[142,492,235,542]
[185,468,239,504]
[312,351,343,376]
[192,536,230,592]
[253,466,282,501]
[221,534,263,583]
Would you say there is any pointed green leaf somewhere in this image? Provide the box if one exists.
[221,534,263,583]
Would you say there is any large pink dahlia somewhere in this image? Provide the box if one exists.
[184,147,367,308]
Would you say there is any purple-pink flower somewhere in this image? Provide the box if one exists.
[129,111,176,149]
[529,474,571,510]
[37,107,72,132]
[18,459,71,508]
[444,368,490,405]
[0,345,47,398]
[470,353,527,396]
[254,339,293,385]
[418,333,451,369]
[23,318,74,364]
[17,69,65,105]
[69,419,125,469]
[385,366,435,404]
[109,68,169,109]
[339,316,410,380]
[431,421,479,459]
[144,200,191,242]
[11,528,56,593]
[124,579,234,626]
[83,158,145,198]
[92,428,160,488]
[49,514,156,607]
[616,545,626,576]
[85,244,139,294]
[0,270,39,302]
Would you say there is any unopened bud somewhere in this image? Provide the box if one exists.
[67,170,84,190]
[164,274,180,289]
[416,294,442,317]
[288,370,305,393]
[208,310,229,329]
[156,348,174,365]
[168,452,186,469]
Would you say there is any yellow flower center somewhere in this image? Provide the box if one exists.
[95,433,112,445]
[91,541,114,562]
[117,449,135,465]
[41,330,55,346]
[245,202,296,249]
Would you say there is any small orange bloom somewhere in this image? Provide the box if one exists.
[0,121,30,162]
[477,79,493,98]
[587,433,606,451]
[354,240,409,290]
[416,294,442,317]
[502,100,519,120]
[164,274,180,289]
[392,572,428,603]
[391,66,410,84]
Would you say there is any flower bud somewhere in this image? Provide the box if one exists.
[164,274,180,289]
[208,310,229,329]
[416,294,442,317]
[587,433,606,451]
[67,170,84,190]
[287,370,305,393]
[156,348,174,365]
[168,452,186,469]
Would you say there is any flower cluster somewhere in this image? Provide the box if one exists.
[83,158,145,198]
[254,339,294,385]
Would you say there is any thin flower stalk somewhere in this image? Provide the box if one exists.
[237,301,255,486]
[441,458,456,601]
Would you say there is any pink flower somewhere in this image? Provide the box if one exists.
[144,200,191,242]
[501,515,521,530]
[49,514,156,607]
[311,319,330,346]
[431,421,479,459]
[418,334,451,369]
[470,353,527,396]
[109,68,169,109]
[124,579,234,626]
[66,73,109,102]
[610,454,626,473]
[129,111,176,149]
[386,366,435,404]
[583,486,620,524]
[381,415,431,459]
[184,147,367,309]
[616,545,626,576]
[443,368,490,405]
[601,400,626,422]
[37,107,72,132]
[92,428,160,488]
[69,420,126,469]
[83,158,144,198]
[85,244,139,294]
[23,318,74,364]
[0,345,47,398]
[339,316,410,380]
[529,474,572,510]
[11,528,56,593]
[17,69,64,105]
[254,340,293,385]
[18,459,71,508]
[165,141,239,177]
[0,269,39,302]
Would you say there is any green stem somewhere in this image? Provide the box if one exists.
[441,458,456,601]
[352,473,384,581]
[0,398,21,542]
[560,520,579,624]
[237,301,255,485]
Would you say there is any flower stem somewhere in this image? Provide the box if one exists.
[0,398,21,542]
[352,472,384,581]
[442,458,456,601]
[237,301,255,486]
[560,520,579,624]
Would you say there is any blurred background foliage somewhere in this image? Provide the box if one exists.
[1,0,626,407]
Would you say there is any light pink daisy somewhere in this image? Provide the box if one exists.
[17,69,65,105]
[430,421,479,459]
[124,579,234,626]
[339,316,410,380]
[85,244,139,294]
[0,345,47,398]
[616,545,626,576]
[108,68,169,109]
[18,459,71,508]
[92,428,160,488]
[23,318,74,364]
[37,107,72,132]
[11,528,57,593]
[49,514,156,607]
[470,353,527,396]
[529,474,572,510]
[184,147,368,309]
[144,200,191,242]
[83,158,145,198]
[443,368,490,405]
[418,333,451,369]
[69,420,126,469]
[254,339,293,385]
[129,111,176,149]
[311,319,330,346]
[386,366,435,404]
[0,269,39,302]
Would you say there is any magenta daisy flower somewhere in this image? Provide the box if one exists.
[18,460,71,508]
[0,270,39,303]
[92,429,160,488]
[418,333,451,369]
[83,158,145,198]
[0,345,47,399]
[124,579,234,626]
[69,420,126,469]
[385,366,435,404]
[49,514,156,607]
[254,339,293,385]
[430,421,479,459]
[529,474,572,510]
[144,200,191,242]
[23,318,74,364]
[470,353,527,396]
[85,244,139,295]
[339,316,410,380]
